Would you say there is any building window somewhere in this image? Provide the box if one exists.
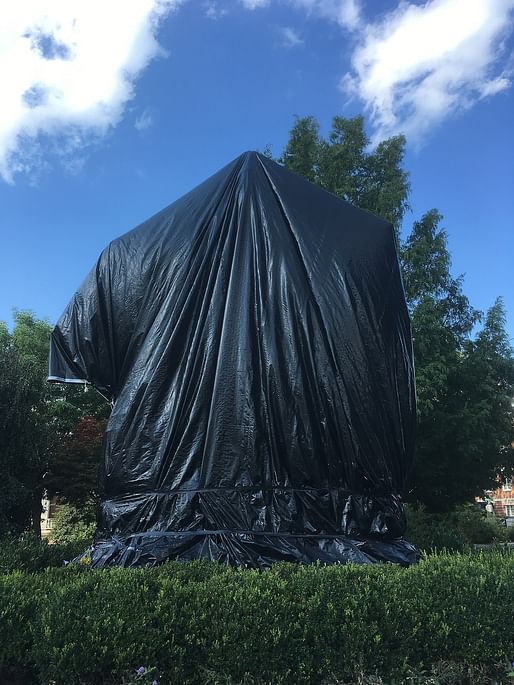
[502,479,513,492]
[506,504,514,517]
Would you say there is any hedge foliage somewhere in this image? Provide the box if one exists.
[0,533,87,574]
[405,504,514,552]
[50,502,96,546]
[0,552,513,684]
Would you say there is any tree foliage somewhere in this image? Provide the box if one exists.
[0,313,54,535]
[280,115,320,184]
[460,300,514,481]
[50,502,96,545]
[45,416,106,505]
[401,212,514,510]
[0,312,109,536]
[279,115,514,511]
[280,114,410,233]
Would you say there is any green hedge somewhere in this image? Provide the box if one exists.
[405,504,511,552]
[0,553,513,684]
[50,502,96,546]
[0,533,87,574]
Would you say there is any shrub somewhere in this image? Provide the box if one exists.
[404,505,468,552]
[0,553,513,684]
[0,533,85,574]
[50,502,96,545]
[405,503,509,552]
[453,504,508,544]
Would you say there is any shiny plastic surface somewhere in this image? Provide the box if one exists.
[49,152,417,567]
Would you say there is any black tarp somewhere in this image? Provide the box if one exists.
[49,151,417,567]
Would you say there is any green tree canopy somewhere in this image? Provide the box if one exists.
[280,115,320,185]
[45,415,105,505]
[280,114,410,233]
[278,115,514,512]
[401,213,514,510]
[0,312,109,536]
[0,313,53,535]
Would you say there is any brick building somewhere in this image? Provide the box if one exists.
[483,478,514,526]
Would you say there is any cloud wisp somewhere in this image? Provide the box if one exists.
[240,0,271,9]
[341,0,514,142]
[288,0,362,30]
[279,26,304,48]
[204,1,228,20]
[135,109,154,132]
[0,0,181,183]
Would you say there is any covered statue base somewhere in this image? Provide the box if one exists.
[89,531,418,568]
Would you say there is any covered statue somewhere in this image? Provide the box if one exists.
[49,151,417,567]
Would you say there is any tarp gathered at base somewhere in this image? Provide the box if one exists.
[49,151,417,568]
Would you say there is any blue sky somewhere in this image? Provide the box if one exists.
[1,0,513,342]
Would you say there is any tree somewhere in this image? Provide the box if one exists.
[401,211,480,509]
[458,299,514,485]
[280,115,410,233]
[45,415,105,505]
[0,313,54,535]
[401,213,514,511]
[46,382,110,510]
[278,115,514,512]
[48,378,111,442]
[280,115,320,184]
[0,312,110,537]
[0,320,26,534]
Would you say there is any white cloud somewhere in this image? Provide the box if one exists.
[279,26,304,47]
[135,109,154,131]
[288,0,362,30]
[205,1,228,20]
[240,0,271,9]
[240,0,361,25]
[0,0,181,183]
[341,0,514,142]
[479,74,511,97]
[238,0,513,140]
